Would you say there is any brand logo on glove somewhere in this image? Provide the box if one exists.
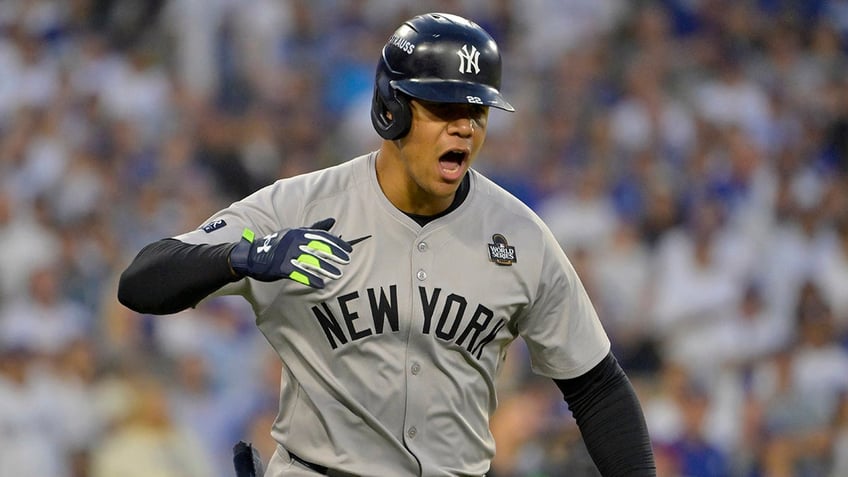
[257,233,278,254]
[488,234,516,266]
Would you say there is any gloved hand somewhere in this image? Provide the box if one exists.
[229,218,352,288]
[233,440,264,477]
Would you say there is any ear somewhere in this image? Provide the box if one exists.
[371,65,411,140]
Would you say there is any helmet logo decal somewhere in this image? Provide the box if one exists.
[388,34,415,55]
[456,44,480,74]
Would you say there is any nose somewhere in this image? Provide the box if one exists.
[447,116,474,138]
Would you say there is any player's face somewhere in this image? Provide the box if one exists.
[389,99,489,214]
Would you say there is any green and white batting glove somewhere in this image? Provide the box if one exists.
[229,218,352,288]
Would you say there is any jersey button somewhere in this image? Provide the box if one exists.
[411,363,421,375]
[416,270,427,281]
[417,241,428,252]
[407,427,418,439]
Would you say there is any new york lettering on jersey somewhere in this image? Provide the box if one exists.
[310,285,506,359]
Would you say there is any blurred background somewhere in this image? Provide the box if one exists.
[0,0,847,476]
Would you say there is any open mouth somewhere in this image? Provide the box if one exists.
[439,149,468,175]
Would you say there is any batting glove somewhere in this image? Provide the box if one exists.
[229,218,352,288]
[233,441,264,477]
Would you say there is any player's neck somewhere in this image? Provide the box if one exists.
[375,148,456,216]
[404,175,469,226]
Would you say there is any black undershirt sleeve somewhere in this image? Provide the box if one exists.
[554,352,656,476]
[118,238,240,315]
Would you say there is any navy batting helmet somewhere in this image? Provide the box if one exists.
[371,12,514,140]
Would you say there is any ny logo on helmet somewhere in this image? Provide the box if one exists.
[457,44,480,74]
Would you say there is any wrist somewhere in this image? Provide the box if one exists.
[228,229,255,279]
[227,242,243,279]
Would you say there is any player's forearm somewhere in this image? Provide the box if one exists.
[555,352,656,476]
[118,238,239,315]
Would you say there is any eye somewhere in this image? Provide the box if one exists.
[469,105,488,121]
[423,102,457,118]
[421,101,488,121]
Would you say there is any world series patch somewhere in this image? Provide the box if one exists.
[488,234,516,266]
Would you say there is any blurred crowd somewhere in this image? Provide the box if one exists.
[1,0,847,476]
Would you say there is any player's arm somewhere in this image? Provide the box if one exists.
[118,218,352,315]
[554,351,656,477]
[117,238,239,315]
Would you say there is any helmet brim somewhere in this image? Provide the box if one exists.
[392,79,515,112]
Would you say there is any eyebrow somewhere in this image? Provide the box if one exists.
[416,100,488,117]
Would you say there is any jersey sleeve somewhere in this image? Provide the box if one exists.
[173,180,303,296]
[516,226,611,380]
[177,182,295,243]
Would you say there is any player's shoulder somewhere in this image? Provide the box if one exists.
[466,170,567,273]
[274,154,368,190]
[469,169,547,228]
[257,154,370,203]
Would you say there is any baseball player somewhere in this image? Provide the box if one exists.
[119,12,656,477]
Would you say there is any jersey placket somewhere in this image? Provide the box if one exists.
[401,232,435,473]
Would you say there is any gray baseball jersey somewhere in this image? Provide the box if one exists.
[176,152,610,476]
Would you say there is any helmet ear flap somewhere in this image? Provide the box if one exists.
[371,60,411,140]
